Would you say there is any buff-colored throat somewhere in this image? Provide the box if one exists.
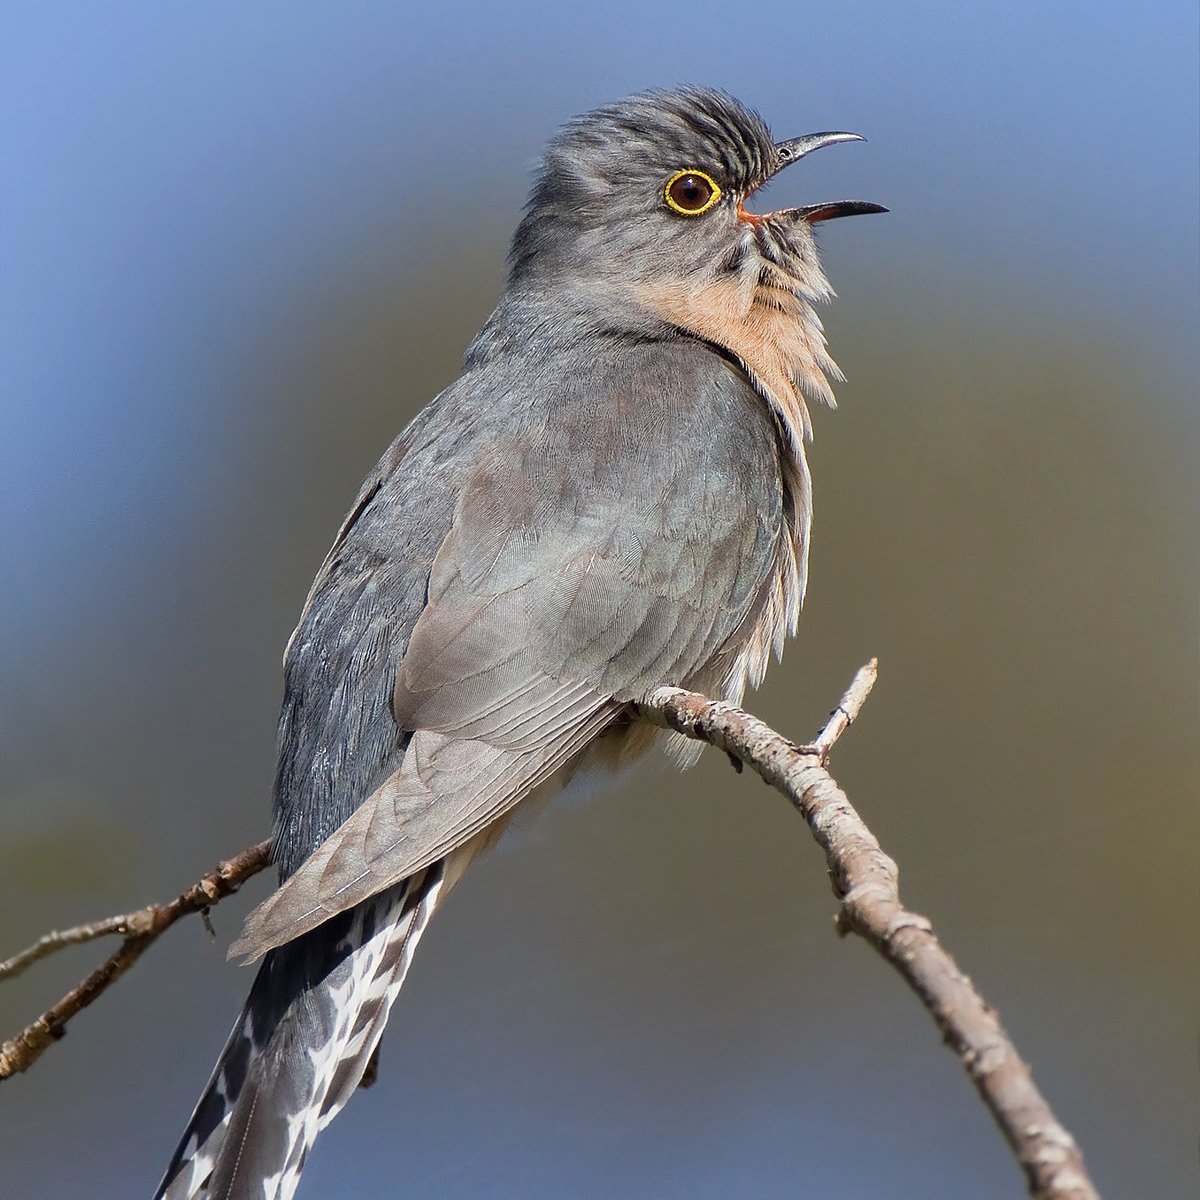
[636,248,839,447]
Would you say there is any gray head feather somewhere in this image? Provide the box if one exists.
[509,86,776,282]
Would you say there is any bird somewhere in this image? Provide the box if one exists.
[154,85,883,1199]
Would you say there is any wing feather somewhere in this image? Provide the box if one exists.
[232,689,612,961]
[235,341,790,963]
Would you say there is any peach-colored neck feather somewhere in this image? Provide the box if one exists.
[636,239,842,700]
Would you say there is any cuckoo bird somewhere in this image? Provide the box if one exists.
[155,86,883,1199]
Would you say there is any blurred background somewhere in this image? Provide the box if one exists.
[2,3,1196,1197]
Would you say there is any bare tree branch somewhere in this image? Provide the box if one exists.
[0,663,1099,1200]
[1,914,151,983]
[633,661,1099,1200]
[0,840,271,1081]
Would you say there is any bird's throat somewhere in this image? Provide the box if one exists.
[636,258,840,446]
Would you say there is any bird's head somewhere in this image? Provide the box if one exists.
[502,87,885,437]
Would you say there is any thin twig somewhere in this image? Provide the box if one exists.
[809,658,878,759]
[634,661,1099,1200]
[0,840,271,1081]
[0,914,147,982]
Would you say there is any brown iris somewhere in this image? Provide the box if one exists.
[664,168,721,216]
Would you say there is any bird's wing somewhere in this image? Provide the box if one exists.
[231,353,784,963]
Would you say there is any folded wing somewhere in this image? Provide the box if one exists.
[232,351,785,962]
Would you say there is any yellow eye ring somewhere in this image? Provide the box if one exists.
[664,169,722,216]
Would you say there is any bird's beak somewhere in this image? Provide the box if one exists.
[768,132,888,224]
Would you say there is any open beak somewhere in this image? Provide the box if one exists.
[768,132,887,224]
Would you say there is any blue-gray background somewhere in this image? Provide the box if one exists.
[2,3,1197,1197]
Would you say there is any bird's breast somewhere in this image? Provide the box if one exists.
[630,273,821,704]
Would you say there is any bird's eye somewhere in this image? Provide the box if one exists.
[664,169,721,216]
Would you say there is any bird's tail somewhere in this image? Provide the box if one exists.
[155,860,447,1200]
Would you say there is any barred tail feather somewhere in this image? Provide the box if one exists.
[155,861,446,1200]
